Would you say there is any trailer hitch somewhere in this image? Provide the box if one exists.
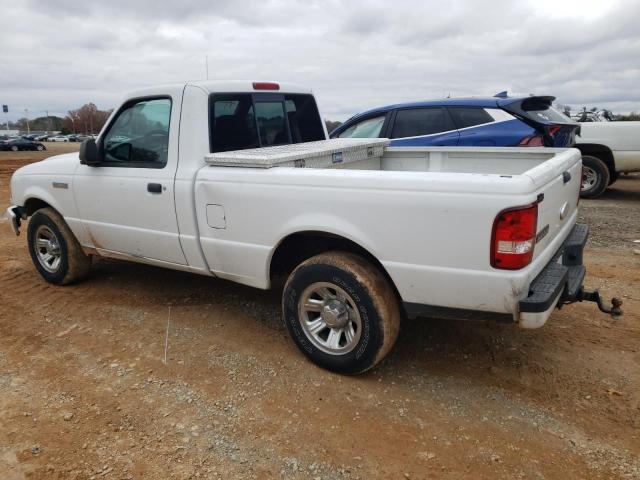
[576,289,623,317]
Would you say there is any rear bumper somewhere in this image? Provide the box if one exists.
[518,224,588,328]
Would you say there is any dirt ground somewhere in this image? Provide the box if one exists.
[0,144,638,479]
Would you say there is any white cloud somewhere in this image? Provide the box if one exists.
[1,0,639,122]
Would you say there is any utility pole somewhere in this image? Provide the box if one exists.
[24,108,30,134]
[46,110,51,133]
[205,55,209,80]
[2,104,8,132]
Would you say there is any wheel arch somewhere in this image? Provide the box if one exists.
[575,143,616,178]
[269,230,403,307]
[24,197,56,216]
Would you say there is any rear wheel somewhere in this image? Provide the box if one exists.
[10,145,18,152]
[581,155,610,198]
[283,251,401,374]
[27,208,91,285]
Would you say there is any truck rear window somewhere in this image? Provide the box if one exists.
[210,93,325,153]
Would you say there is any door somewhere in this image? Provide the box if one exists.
[74,96,187,265]
[388,107,459,146]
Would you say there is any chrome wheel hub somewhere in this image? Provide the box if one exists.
[298,282,362,355]
[582,166,597,190]
[321,299,349,329]
[34,225,62,273]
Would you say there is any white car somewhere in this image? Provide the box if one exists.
[48,135,69,142]
[5,81,620,373]
[576,121,640,197]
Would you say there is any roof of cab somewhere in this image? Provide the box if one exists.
[123,81,313,100]
[188,80,312,94]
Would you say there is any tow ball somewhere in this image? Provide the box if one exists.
[575,289,623,317]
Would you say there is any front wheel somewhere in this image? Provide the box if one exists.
[283,251,401,374]
[36,144,45,151]
[581,155,610,198]
[10,145,18,152]
[27,208,91,285]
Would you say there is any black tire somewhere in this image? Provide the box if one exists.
[283,251,401,374]
[36,144,45,151]
[10,145,18,152]
[580,155,610,198]
[27,207,91,285]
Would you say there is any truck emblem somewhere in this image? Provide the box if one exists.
[536,225,549,243]
[559,202,568,220]
[332,152,343,164]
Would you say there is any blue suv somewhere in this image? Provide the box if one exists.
[330,95,579,148]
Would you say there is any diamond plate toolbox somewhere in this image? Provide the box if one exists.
[204,138,390,169]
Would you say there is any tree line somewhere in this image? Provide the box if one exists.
[5,103,113,134]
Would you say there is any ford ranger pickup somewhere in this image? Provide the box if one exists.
[6,81,621,373]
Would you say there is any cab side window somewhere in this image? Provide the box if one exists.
[102,98,171,167]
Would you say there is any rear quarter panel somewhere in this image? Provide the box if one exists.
[456,119,536,147]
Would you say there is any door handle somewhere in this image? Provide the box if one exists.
[147,183,162,194]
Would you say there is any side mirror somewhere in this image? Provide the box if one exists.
[79,138,100,166]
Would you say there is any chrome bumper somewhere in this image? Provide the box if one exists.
[5,206,25,236]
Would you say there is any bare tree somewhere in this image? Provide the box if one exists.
[64,103,113,134]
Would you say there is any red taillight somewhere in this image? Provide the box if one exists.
[252,82,280,90]
[519,134,544,147]
[491,203,538,270]
[547,124,562,137]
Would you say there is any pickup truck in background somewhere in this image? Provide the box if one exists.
[576,121,640,197]
[5,81,621,374]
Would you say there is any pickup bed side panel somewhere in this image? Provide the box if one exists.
[577,121,640,172]
[194,162,579,315]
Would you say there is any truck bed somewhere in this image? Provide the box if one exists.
[336,147,560,176]
[195,144,582,318]
[206,138,574,178]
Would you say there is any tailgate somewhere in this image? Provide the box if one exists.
[526,149,582,260]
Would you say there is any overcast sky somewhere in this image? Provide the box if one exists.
[1,0,639,123]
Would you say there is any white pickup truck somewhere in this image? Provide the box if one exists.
[576,121,640,197]
[6,81,621,374]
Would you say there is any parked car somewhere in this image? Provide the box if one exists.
[48,135,69,142]
[330,95,579,148]
[571,109,614,123]
[5,81,618,374]
[1,137,46,152]
[34,134,50,141]
[575,121,640,197]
